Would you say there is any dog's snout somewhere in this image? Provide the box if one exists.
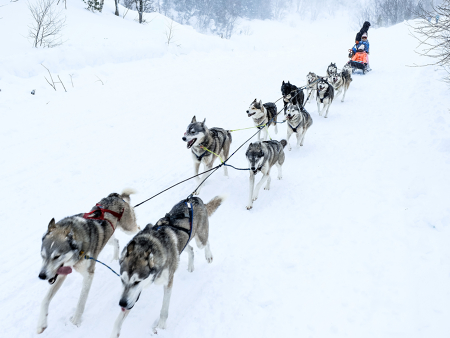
[119,299,128,308]
[246,110,249,113]
[182,136,186,141]
[39,272,47,280]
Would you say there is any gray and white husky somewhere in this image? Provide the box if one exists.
[329,70,352,103]
[306,72,319,102]
[316,78,335,118]
[246,140,287,210]
[285,103,313,150]
[326,62,338,77]
[37,190,139,334]
[110,195,225,337]
[246,99,278,141]
[182,116,232,195]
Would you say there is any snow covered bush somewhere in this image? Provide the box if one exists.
[27,0,66,48]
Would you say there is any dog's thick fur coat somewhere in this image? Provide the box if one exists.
[281,81,305,113]
[37,190,139,334]
[285,103,313,150]
[110,196,225,337]
[246,140,287,210]
[182,116,232,194]
[246,99,278,141]
[316,78,335,118]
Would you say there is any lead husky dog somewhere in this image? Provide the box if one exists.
[326,62,338,77]
[246,140,287,210]
[305,72,319,103]
[110,195,225,337]
[285,103,313,150]
[37,190,139,334]
[182,116,232,195]
[316,77,335,118]
[246,99,278,141]
[329,69,352,103]
[281,81,305,113]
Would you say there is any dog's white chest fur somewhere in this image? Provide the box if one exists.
[154,268,169,285]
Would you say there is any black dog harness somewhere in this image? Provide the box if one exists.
[154,201,193,253]
[289,120,302,133]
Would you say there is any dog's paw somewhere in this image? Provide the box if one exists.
[252,196,258,201]
[278,176,282,180]
[70,315,82,327]
[36,325,47,334]
[156,318,167,330]
[205,253,213,263]
[264,187,270,190]
[188,264,194,273]
[246,205,253,210]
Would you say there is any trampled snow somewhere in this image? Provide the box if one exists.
[1,1,450,337]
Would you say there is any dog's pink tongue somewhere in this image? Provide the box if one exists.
[57,266,72,275]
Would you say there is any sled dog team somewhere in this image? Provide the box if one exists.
[37,62,353,337]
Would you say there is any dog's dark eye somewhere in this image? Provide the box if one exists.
[53,255,60,260]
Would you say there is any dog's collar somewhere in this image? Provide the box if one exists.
[83,203,123,231]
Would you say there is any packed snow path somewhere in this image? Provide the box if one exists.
[1,3,450,338]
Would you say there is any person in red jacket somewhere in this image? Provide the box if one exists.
[352,44,368,64]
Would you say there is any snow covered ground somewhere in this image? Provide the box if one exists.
[1,1,450,337]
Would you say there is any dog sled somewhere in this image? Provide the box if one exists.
[348,60,369,75]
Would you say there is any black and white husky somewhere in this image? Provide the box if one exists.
[182,116,232,195]
[281,81,305,113]
[245,140,287,210]
[305,72,319,103]
[285,103,313,150]
[326,62,338,77]
[329,69,352,103]
[246,99,278,141]
[316,77,335,118]
[37,190,139,334]
[111,195,225,337]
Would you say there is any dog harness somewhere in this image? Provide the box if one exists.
[83,203,124,231]
[318,88,330,103]
[288,119,303,133]
[153,201,193,253]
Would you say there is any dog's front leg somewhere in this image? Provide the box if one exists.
[195,162,213,195]
[156,284,173,330]
[192,158,201,195]
[186,244,194,272]
[324,102,331,118]
[246,172,255,210]
[317,100,322,116]
[110,308,130,338]
[341,86,347,102]
[286,126,293,151]
[296,128,303,147]
[254,173,269,201]
[107,234,120,261]
[37,275,67,334]
[70,267,95,326]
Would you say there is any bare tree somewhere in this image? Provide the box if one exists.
[164,20,176,45]
[28,0,66,48]
[133,0,154,23]
[410,0,450,82]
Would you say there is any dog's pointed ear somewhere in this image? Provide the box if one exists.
[48,218,56,232]
[191,116,197,123]
[126,241,135,256]
[288,81,290,84]
[259,100,264,112]
[253,98,256,103]
[282,80,285,84]
[148,252,155,268]
[202,118,206,126]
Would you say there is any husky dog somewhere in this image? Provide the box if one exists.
[285,103,313,150]
[326,62,338,77]
[329,70,352,103]
[37,190,139,334]
[182,116,232,195]
[305,72,319,103]
[281,81,305,113]
[316,77,335,118]
[246,99,278,141]
[110,195,225,337]
[246,140,287,210]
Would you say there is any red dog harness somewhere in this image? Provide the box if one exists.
[83,204,124,231]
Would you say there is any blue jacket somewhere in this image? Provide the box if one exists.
[352,40,369,54]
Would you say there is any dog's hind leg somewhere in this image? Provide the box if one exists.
[110,308,130,338]
[300,128,308,146]
[186,244,194,272]
[107,234,120,261]
[37,275,68,334]
[204,240,213,263]
[276,162,283,180]
[70,264,95,327]
[341,86,348,102]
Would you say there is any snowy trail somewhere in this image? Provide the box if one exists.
[1,4,450,337]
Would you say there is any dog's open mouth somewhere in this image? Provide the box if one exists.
[187,139,196,149]
[247,112,255,117]
[48,265,73,284]
[48,275,58,285]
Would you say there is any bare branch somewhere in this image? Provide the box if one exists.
[57,75,67,92]
[95,76,104,85]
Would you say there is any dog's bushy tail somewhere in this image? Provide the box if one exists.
[280,139,287,148]
[206,195,227,217]
[121,188,136,203]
